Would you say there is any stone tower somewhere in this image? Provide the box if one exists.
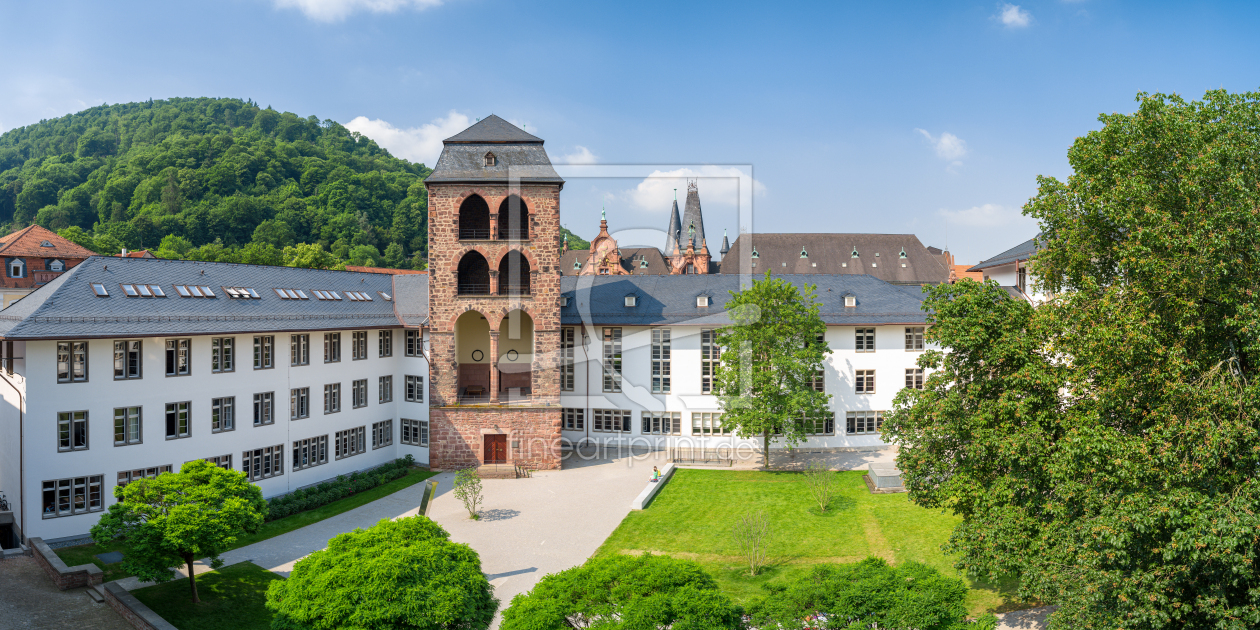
[423,115,564,471]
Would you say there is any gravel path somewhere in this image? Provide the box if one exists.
[0,556,131,630]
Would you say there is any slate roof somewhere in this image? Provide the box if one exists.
[681,186,707,249]
[344,265,427,275]
[720,233,950,285]
[0,224,97,259]
[664,200,682,256]
[967,234,1041,272]
[561,247,673,276]
[391,274,429,327]
[561,274,928,326]
[443,115,543,144]
[0,257,425,340]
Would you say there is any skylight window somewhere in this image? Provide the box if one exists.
[198,286,216,298]
[346,291,372,301]
[119,284,166,298]
[136,284,153,297]
[175,285,217,298]
[150,285,165,297]
[122,284,139,297]
[329,291,342,300]
[223,287,260,299]
[176,285,191,297]
[295,290,309,299]
[91,283,109,297]
[378,292,392,301]
[347,292,359,302]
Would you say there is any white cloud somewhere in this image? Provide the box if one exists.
[998,4,1031,27]
[625,166,766,212]
[561,146,598,165]
[915,129,968,161]
[344,111,469,166]
[938,203,1027,228]
[272,0,442,22]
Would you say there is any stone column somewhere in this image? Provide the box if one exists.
[489,214,498,240]
[489,331,500,403]
[488,270,498,296]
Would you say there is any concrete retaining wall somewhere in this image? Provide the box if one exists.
[103,583,179,630]
[631,463,676,510]
[27,536,102,590]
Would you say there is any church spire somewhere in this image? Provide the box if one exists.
[664,196,682,257]
[719,229,730,256]
[681,179,706,251]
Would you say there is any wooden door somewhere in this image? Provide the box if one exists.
[483,434,507,464]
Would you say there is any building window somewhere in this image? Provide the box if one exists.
[292,435,328,471]
[1017,266,1027,294]
[113,406,142,446]
[291,388,310,419]
[379,330,393,357]
[401,418,428,446]
[113,340,142,380]
[372,420,393,449]
[48,259,65,272]
[351,379,367,408]
[561,327,575,391]
[8,258,25,278]
[602,328,622,393]
[335,426,367,460]
[253,392,274,426]
[846,410,884,435]
[855,370,875,394]
[254,335,274,370]
[211,397,235,432]
[562,408,584,430]
[117,466,171,488]
[202,455,233,469]
[811,369,825,392]
[324,383,342,414]
[905,327,925,351]
[692,412,729,435]
[855,328,875,353]
[351,331,368,360]
[592,409,631,433]
[291,334,310,366]
[210,338,234,372]
[165,402,190,439]
[405,375,424,402]
[41,475,103,518]
[405,330,421,357]
[57,411,89,452]
[905,368,925,390]
[807,413,836,436]
[642,411,681,435]
[324,333,341,363]
[379,375,393,403]
[701,329,721,394]
[242,445,284,481]
[165,338,191,376]
[57,341,88,383]
[651,329,671,394]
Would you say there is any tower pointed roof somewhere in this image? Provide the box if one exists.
[681,181,706,250]
[664,198,682,256]
[443,114,543,144]
[425,115,562,187]
[719,229,730,256]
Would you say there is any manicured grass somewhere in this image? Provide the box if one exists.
[55,467,435,582]
[596,469,1024,616]
[131,561,279,630]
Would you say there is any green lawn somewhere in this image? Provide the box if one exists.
[56,467,436,582]
[596,469,1024,615]
[131,561,279,630]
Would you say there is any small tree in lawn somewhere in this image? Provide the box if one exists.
[90,459,266,603]
[713,272,832,468]
[267,516,497,630]
[453,468,483,520]
[803,460,835,513]
[733,510,771,576]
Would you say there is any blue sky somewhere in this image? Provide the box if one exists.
[2,0,1258,263]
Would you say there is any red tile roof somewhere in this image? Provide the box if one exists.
[344,265,426,275]
[0,225,97,259]
[116,250,157,258]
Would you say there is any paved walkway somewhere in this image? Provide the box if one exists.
[0,556,131,630]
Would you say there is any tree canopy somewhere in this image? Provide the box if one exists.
[90,459,267,603]
[0,97,430,268]
[713,272,832,463]
[499,553,742,630]
[886,89,1260,629]
[265,516,497,630]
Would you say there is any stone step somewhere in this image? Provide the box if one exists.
[85,585,105,603]
[476,464,517,479]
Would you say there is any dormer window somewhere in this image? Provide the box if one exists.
[560,296,570,306]
[624,295,637,307]
[640,259,649,268]
[7,258,24,278]
[48,259,65,272]
[851,247,859,258]
[484,152,497,167]
[40,240,53,247]
[899,248,907,259]
[845,295,856,308]
[751,247,759,259]
[800,247,808,258]
[573,261,582,270]
[697,295,710,307]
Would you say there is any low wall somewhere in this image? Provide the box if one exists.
[27,536,102,590]
[103,583,179,630]
[631,463,676,510]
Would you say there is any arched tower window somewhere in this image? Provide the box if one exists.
[498,250,532,295]
[458,195,491,240]
[457,251,490,295]
[497,195,529,240]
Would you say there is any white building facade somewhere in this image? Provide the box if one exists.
[0,257,430,543]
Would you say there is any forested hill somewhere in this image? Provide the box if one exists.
[0,97,431,268]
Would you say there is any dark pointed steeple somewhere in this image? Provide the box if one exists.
[664,191,682,256]
[681,179,706,250]
[719,229,730,256]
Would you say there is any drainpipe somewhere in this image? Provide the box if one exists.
[0,365,25,545]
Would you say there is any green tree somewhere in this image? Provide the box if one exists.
[89,460,267,603]
[349,244,381,267]
[252,218,295,248]
[886,90,1260,629]
[746,558,994,630]
[559,226,590,250]
[92,233,123,255]
[453,468,483,520]
[383,241,405,268]
[265,516,497,630]
[155,234,194,258]
[56,226,97,250]
[500,554,742,630]
[712,272,831,466]
[238,241,283,266]
[283,242,340,269]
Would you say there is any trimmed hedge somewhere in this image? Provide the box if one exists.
[264,456,415,521]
